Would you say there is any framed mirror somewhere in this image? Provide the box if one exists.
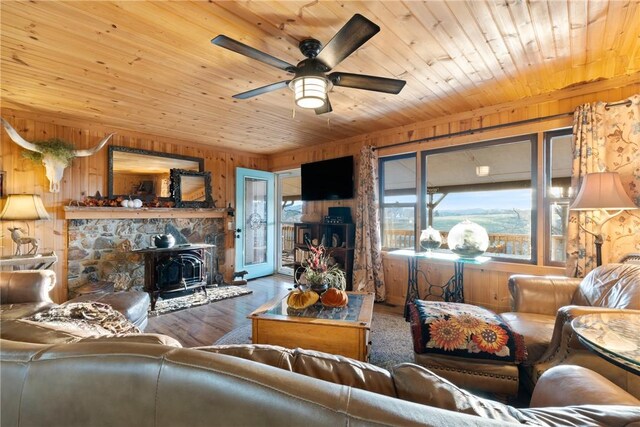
[108,146,204,200]
[170,169,215,208]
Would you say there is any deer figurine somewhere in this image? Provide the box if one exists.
[8,227,39,256]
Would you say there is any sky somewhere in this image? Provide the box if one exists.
[386,189,532,211]
[437,190,532,211]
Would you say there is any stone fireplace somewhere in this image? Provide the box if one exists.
[66,213,224,298]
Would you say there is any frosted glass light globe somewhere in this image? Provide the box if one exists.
[447,220,489,258]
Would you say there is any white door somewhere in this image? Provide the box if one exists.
[235,167,275,279]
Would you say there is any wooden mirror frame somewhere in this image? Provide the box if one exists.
[170,169,215,208]
[108,146,204,201]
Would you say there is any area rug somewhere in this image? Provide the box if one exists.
[214,310,414,370]
[149,286,253,316]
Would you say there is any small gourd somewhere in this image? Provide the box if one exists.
[120,199,131,208]
[287,289,319,310]
[321,288,349,308]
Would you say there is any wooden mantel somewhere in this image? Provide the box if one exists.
[63,207,226,220]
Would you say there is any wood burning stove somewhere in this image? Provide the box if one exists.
[136,244,216,310]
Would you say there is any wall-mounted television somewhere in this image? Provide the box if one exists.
[301,155,354,201]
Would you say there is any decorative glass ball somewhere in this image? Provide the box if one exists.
[447,220,489,258]
[419,226,442,251]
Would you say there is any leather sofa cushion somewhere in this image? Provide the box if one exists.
[198,344,397,398]
[1,302,55,320]
[572,263,640,309]
[0,319,96,344]
[499,312,555,363]
[0,318,181,346]
[0,270,55,304]
[530,365,640,407]
[66,291,150,329]
[392,363,532,424]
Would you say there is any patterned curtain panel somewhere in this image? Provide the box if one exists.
[353,145,386,301]
[566,95,640,277]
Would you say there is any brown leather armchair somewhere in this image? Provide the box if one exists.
[502,262,640,397]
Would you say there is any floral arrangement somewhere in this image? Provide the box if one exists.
[299,245,346,291]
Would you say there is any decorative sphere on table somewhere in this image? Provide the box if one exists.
[447,220,489,258]
[419,226,442,251]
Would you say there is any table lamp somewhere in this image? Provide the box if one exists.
[569,172,638,266]
[0,194,51,256]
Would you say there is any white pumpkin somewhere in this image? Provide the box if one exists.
[132,199,143,208]
[121,199,130,208]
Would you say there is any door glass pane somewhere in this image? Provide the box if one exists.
[280,173,302,274]
[244,177,268,266]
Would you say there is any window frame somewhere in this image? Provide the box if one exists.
[418,134,539,264]
[379,153,417,251]
[543,128,573,266]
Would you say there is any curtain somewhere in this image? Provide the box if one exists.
[565,94,640,277]
[353,145,386,301]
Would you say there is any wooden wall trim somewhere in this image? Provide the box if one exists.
[63,207,226,220]
[267,74,640,170]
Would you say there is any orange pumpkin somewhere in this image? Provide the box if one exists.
[286,290,319,309]
[321,288,349,308]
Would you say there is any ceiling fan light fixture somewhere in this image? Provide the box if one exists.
[292,76,327,109]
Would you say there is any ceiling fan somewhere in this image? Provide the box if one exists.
[211,14,406,115]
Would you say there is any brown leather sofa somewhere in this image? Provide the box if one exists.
[1,331,639,427]
[504,262,640,397]
[0,270,150,330]
[411,262,640,397]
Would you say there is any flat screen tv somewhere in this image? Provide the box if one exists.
[301,156,354,201]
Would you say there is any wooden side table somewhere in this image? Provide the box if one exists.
[390,250,490,320]
[0,251,58,270]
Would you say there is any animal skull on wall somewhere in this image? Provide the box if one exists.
[1,118,115,192]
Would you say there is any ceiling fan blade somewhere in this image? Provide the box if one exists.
[316,14,380,70]
[315,97,332,115]
[233,81,291,99]
[329,72,406,94]
[211,35,296,72]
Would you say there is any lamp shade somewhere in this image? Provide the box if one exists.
[569,172,638,211]
[292,76,327,109]
[0,194,51,220]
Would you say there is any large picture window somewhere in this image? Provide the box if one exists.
[379,130,572,265]
[422,135,537,262]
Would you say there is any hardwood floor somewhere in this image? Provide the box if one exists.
[146,274,403,347]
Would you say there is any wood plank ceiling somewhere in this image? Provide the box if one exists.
[1,1,639,154]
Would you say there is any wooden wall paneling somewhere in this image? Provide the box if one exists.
[0,110,268,301]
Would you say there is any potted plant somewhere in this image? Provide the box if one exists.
[297,244,346,293]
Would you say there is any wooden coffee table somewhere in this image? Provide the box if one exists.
[248,291,374,361]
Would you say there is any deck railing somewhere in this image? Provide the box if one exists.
[383,229,532,256]
[282,224,295,253]
[283,226,543,258]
